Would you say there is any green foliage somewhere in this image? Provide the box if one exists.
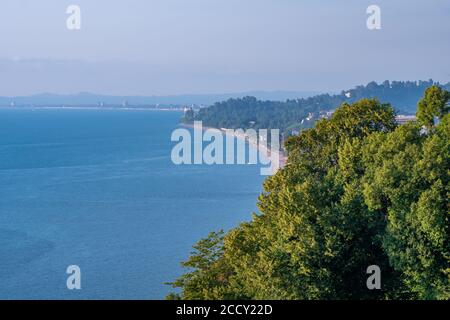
[363,114,449,299]
[166,231,242,300]
[189,80,448,135]
[168,88,450,300]
[416,85,450,128]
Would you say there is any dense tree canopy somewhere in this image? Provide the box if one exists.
[169,87,449,300]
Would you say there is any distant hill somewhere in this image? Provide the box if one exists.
[341,80,450,114]
[188,80,450,133]
[0,91,320,107]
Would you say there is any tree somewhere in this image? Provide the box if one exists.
[363,115,449,299]
[166,231,242,300]
[417,85,450,128]
[168,88,449,300]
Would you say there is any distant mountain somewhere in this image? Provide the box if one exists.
[0,91,321,107]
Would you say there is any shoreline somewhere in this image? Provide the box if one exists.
[180,123,287,171]
[0,106,184,111]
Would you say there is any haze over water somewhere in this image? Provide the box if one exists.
[0,109,265,299]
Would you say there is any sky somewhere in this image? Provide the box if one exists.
[0,0,449,96]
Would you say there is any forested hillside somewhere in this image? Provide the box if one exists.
[169,86,450,300]
[185,80,450,134]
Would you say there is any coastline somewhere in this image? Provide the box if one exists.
[180,123,287,171]
[0,106,184,111]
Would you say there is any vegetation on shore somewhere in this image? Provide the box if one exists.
[184,80,450,134]
[168,86,450,300]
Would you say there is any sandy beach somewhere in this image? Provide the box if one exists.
[181,123,287,172]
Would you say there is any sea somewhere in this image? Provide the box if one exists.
[0,108,265,299]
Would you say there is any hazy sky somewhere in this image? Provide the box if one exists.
[0,0,449,96]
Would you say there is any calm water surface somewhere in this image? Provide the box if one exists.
[0,108,265,299]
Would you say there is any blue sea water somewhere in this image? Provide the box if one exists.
[0,108,265,299]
